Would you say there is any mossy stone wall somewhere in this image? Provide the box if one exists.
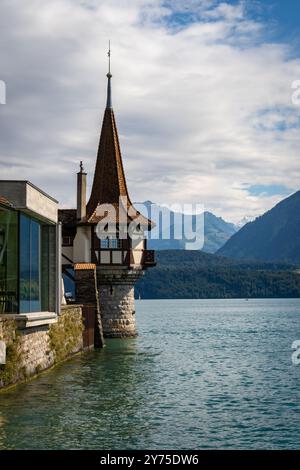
[49,306,84,363]
[0,306,84,389]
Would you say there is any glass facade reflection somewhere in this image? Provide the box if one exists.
[0,205,57,314]
[41,224,56,313]
[0,205,18,313]
[19,214,41,313]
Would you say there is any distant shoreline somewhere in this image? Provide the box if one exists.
[136,250,300,300]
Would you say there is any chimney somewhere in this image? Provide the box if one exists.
[77,161,87,221]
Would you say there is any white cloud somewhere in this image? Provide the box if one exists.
[203,1,244,20]
[0,0,300,222]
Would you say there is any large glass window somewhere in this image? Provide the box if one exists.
[0,210,56,314]
[41,225,56,313]
[19,214,41,313]
[0,206,18,313]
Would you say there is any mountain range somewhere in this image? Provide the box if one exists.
[137,190,300,263]
[218,191,300,264]
[135,201,237,253]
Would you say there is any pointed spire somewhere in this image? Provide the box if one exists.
[85,47,154,230]
[86,46,131,220]
[86,105,131,219]
[106,41,112,109]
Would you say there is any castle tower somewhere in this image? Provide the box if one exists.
[59,46,155,338]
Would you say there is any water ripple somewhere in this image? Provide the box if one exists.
[0,299,299,449]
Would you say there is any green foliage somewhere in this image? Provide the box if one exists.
[136,250,300,299]
[0,319,24,387]
[49,310,84,363]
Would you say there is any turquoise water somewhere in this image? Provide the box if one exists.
[0,299,300,450]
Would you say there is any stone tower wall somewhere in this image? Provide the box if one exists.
[96,268,143,338]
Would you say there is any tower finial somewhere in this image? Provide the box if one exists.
[108,40,111,75]
[106,40,112,108]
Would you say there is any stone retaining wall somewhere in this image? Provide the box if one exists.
[0,305,84,389]
[19,326,55,378]
[74,267,104,347]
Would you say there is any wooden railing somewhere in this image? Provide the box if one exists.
[91,249,130,266]
[91,249,156,267]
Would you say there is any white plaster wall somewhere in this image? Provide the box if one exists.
[26,184,58,223]
[112,251,122,265]
[73,226,91,263]
[100,251,110,264]
[0,181,58,223]
[132,250,143,265]
[62,246,74,265]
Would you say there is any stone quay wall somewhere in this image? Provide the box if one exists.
[18,325,55,378]
[74,266,104,348]
[0,305,84,390]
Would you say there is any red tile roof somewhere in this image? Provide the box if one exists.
[74,263,96,271]
[86,107,131,215]
[85,201,153,228]
[85,84,154,230]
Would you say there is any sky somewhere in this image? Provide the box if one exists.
[0,0,300,223]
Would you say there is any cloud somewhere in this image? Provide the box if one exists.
[0,0,300,222]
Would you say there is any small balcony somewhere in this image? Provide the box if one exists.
[90,248,156,268]
[91,249,129,266]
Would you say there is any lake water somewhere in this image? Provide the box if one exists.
[0,299,300,450]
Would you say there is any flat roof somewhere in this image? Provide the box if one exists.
[0,180,59,203]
